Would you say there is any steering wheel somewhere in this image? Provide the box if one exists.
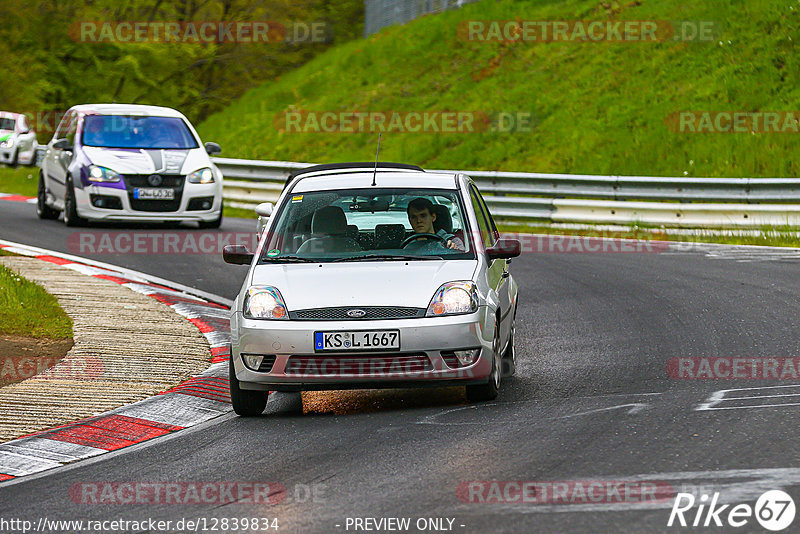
[401,233,447,248]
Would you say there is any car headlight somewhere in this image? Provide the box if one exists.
[0,137,14,148]
[426,281,479,316]
[187,167,215,184]
[88,165,121,183]
[244,286,288,320]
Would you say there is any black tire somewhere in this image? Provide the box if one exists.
[466,320,501,403]
[9,149,18,168]
[501,310,517,378]
[198,205,223,229]
[36,174,59,220]
[63,178,86,227]
[229,356,268,416]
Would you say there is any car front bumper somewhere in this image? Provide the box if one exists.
[231,309,495,391]
[73,183,222,222]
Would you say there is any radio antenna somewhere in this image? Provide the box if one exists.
[371,133,381,187]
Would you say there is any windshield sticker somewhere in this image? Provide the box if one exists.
[267,249,280,257]
[292,195,303,203]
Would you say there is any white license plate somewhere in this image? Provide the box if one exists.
[134,188,174,200]
[314,330,400,351]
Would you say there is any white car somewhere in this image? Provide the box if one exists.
[223,163,521,416]
[0,112,37,166]
[38,104,224,228]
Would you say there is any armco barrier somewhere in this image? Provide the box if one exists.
[31,154,799,228]
[212,158,800,228]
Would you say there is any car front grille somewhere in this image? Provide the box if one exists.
[123,174,184,212]
[290,307,425,321]
[285,353,432,376]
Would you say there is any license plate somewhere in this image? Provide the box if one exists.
[134,188,174,200]
[314,330,400,351]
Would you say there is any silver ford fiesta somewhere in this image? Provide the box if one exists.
[223,162,520,416]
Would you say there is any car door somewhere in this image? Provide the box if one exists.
[468,183,511,343]
[46,111,77,203]
[469,184,508,340]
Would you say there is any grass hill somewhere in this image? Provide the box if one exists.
[198,0,800,178]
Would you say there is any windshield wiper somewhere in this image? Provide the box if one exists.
[333,254,443,262]
[261,255,317,263]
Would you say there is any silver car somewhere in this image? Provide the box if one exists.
[223,163,520,416]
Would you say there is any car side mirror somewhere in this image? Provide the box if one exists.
[255,202,273,218]
[204,142,221,155]
[486,238,521,260]
[52,138,73,151]
[255,202,273,236]
[223,244,254,265]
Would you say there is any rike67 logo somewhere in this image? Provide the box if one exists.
[668,490,796,531]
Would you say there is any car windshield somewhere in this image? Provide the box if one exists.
[260,187,474,262]
[0,118,15,131]
[81,115,198,149]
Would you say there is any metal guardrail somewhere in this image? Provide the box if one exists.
[213,157,800,228]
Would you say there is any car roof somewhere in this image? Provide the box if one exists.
[290,169,460,193]
[0,112,23,120]
[68,104,187,118]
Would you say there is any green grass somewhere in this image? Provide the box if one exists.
[0,264,72,339]
[0,166,38,197]
[199,0,800,178]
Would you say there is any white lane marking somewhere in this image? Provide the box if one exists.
[417,393,661,426]
[0,451,61,476]
[0,440,105,463]
[556,403,648,419]
[117,393,229,428]
[462,467,800,514]
[696,384,800,411]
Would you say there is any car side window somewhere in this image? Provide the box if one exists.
[54,113,69,140]
[469,186,494,248]
[474,185,500,243]
[64,113,78,145]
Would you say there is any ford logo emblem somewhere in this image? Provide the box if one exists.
[346,309,366,318]
[147,174,163,187]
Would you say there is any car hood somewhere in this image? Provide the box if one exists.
[83,146,210,175]
[249,260,478,310]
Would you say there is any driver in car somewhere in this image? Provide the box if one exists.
[406,197,464,251]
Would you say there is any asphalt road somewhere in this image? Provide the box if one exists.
[2,199,800,533]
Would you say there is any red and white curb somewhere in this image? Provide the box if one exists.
[0,192,36,204]
[0,240,233,482]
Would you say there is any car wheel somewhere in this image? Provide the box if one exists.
[63,178,86,227]
[198,205,223,230]
[9,149,18,168]
[466,319,501,403]
[229,356,268,416]
[36,174,59,220]
[501,310,517,378]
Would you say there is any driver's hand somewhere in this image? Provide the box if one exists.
[446,239,460,250]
